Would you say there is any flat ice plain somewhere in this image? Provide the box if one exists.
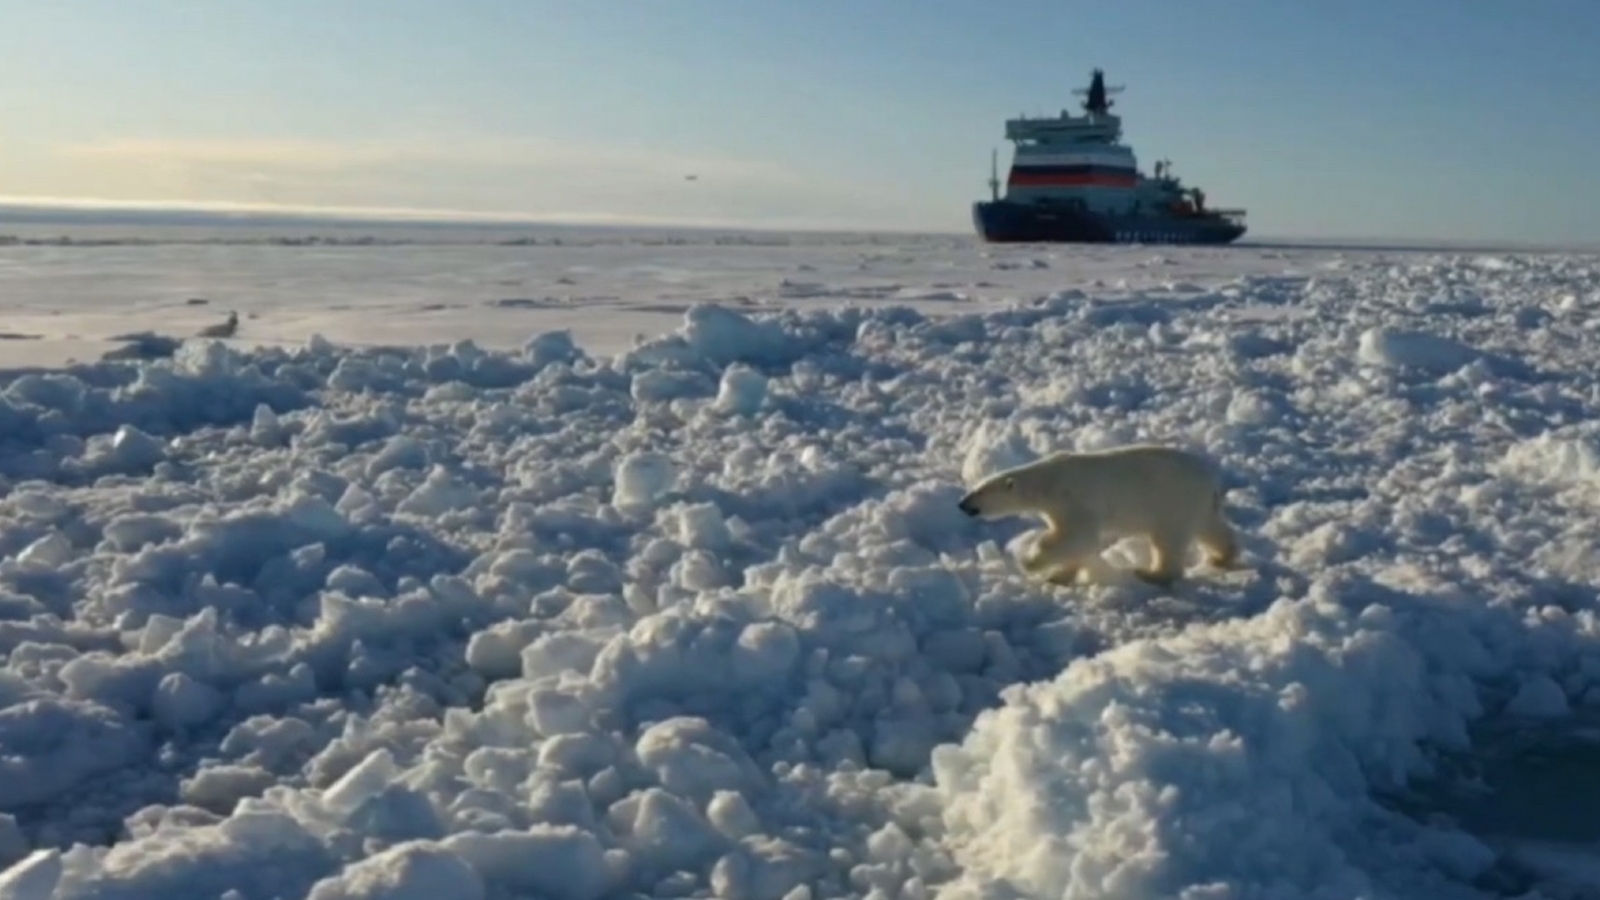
[3,221,1600,900]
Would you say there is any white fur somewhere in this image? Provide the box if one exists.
[957,443,1239,587]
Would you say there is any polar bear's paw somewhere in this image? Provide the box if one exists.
[1132,568,1181,591]
[1043,565,1083,587]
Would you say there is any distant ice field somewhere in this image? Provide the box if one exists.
[0,222,1481,369]
[2,224,1600,899]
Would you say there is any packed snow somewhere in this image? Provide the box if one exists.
[3,225,1600,899]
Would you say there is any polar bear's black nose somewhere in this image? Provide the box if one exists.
[957,496,978,517]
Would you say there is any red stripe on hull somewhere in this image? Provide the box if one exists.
[1007,172,1137,189]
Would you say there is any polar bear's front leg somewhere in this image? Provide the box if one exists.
[1135,525,1190,589]
[1020,523,1097,586]
[1018,530,1054,574]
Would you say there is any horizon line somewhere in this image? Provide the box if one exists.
[0,195,1594,254]
[0,195,957,238]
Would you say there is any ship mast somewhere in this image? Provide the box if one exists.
[1072,68,1124,116]
[987,148,1000,201]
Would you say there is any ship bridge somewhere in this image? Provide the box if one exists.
[1005,114,1121,145]
[1001,68,1139,209]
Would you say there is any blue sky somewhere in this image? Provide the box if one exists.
[1,0,1597,243]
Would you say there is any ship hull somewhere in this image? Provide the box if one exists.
[972,200,1246,245]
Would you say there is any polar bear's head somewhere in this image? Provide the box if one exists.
[957,462,1047,519]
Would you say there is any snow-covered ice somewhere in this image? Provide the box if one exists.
[0,223,1323,370]
[4,224,1600,899]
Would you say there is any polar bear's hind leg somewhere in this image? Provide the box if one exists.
[1135,524,1190,588]
[1197,491,1241,569]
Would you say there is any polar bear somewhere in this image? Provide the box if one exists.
[957,443,1239,588]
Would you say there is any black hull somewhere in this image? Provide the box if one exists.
[972,200,1246,245]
